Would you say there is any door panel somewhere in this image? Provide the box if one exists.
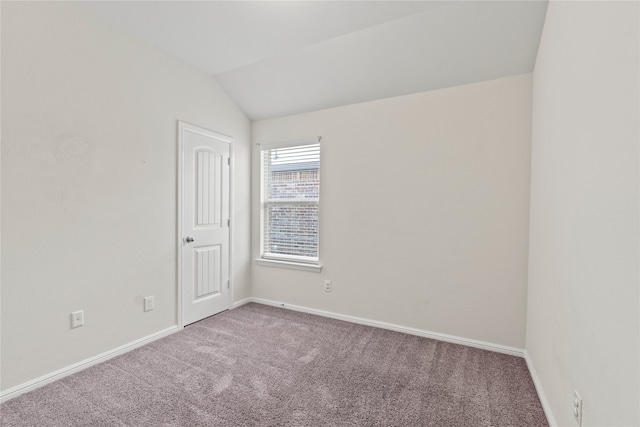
[196,150,222,226]
[180,122,231,326]
[194,245,221,298]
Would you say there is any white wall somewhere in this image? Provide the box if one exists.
[252,74,533,349]
[0,2,251,391]
[527,1,639,426]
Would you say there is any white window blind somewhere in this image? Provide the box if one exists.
[260,143,320,263]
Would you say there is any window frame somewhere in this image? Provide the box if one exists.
[256,140,322,273]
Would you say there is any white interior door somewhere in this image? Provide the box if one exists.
[179,122,231,326]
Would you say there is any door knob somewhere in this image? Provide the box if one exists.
[185,236,195,243]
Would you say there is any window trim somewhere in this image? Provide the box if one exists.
[257,139,321,272]
[255,257,322,273]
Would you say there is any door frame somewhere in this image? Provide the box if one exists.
[177,120,234,329]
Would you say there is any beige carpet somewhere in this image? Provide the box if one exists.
[1,303,548,426]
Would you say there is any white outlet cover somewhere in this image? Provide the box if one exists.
[573,390,582,426]
[71,310,84,328]
[144,296,154,312]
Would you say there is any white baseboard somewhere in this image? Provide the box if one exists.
[246,297,525,357]
[232,297,252,309]
[0,325,180,403]
[524,351,557,427]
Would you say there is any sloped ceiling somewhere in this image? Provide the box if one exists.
[80,1,548,120]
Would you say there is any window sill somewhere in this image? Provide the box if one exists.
[255,258,322,273]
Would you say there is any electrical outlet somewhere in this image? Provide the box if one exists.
[71,310,84,328]
[573,390,582,426]
[144,296,155,312]
[324,280,332,292]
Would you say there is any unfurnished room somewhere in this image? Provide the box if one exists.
[0,1,638,426]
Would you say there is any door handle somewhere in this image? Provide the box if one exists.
[185,236,195,243]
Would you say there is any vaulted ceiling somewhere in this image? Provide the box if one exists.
[80,1,548,120]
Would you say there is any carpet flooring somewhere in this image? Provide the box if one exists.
[1,303,548,426]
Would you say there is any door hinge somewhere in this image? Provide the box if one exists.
[227,157,230,166]
[227,219,230,227]
[227,280,230,289]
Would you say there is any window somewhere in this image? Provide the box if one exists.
[259,142,320,270]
